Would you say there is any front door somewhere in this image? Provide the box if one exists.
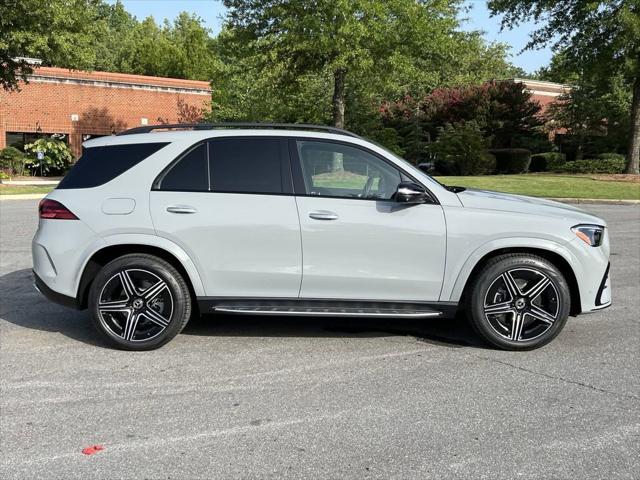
[292,139,446,302]
[150,137,302,298]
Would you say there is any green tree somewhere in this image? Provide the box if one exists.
[166,12,219,81]
[381,81,543,163]
[0,0,106,90]
[429,121,496,175]
[221,0,516,129]
[540,55,631,159]
[488,0,640,173]
[92,0,138,73]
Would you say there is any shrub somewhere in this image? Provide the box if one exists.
[24,138,73,176]
[553,158,626,174]
[0,171,10,181]
[529,152,566,172]
[429,121,496,175]
[596,152,625,162]
[489,148,532,174]
[0,146,27,175]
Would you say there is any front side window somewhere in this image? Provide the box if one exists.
[58,142,168,189]
[158,143,208,191]
[209,137,286,194]
[296,140,402,200]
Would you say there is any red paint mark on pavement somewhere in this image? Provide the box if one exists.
[81,445,105,455]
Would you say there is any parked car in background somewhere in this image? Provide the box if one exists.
[33,124,611,351]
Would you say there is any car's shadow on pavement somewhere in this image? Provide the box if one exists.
[1,269,483,349]
[0,269,105,347]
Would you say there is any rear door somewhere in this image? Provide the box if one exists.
[291,138,447,302]
[150,137,302,298]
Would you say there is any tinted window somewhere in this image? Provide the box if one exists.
[58,143,168,189]
[296,140,401,200]
[158,143,208,191]
[210,138,285,194]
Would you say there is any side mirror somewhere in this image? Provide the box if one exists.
[394,182,428,204]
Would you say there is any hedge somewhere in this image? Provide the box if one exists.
[596,153,626,162]
[0,146,27,175]
[529,152,566,173]
[489,148,532,174]
[552,158,626,174]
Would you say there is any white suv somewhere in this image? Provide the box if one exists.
[32,124,611,351]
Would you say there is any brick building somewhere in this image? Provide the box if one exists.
[0,66,211,158]
[513,78,570,113]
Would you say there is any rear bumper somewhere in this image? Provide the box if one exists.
[33,271,80,310]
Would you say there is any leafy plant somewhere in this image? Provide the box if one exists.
[551,158,626,174]
[382,81,542,164]
[490,148,532,174]
[0,146,27,175]
[596,153,626,163]
[24,139,73,176]
[429,121,495,176]
[530,152,566,172]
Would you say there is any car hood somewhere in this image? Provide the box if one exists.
[455,188,606,225]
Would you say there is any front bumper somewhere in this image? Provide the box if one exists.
[593,262,612,310]
[33,271,80,310]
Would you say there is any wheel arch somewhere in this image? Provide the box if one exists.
[76,238,205,309]
[451,245,581,316]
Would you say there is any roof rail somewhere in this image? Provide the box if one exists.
[116,122,361,138]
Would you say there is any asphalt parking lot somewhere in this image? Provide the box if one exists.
[0,199,638,479]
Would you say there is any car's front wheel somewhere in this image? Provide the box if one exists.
[468,253,571,350]
[88,254,192,350]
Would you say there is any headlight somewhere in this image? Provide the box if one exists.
[572,224,605,247]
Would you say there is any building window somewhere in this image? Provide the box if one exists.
[5,132,68,151]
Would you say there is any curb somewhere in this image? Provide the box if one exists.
[549,197,640,205]
[0,180,59,186]
[0,193,48,201]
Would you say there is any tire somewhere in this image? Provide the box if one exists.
[88,254,192,351]
[467,253,571,351]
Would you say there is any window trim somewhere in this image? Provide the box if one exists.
[288,137,439,205]
[152,136,294,195]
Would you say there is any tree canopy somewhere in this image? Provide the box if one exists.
[488,0,640,172]
[0,0,104,90]
[220,0,520,128]
[0,0,218,90]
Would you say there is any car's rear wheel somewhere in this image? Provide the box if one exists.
[88,254,191,350]
[467,254,571,350]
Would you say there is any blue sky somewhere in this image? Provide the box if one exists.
[114,0,552,74]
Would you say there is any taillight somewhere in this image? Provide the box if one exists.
[39,199,78,220]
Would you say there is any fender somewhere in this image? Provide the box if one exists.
[75,233,206,297]
[444,236,583,303]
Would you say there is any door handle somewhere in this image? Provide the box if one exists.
[166,205,197,214]
[309,210,338,221]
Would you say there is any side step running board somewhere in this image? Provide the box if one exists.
[213,303,442,318]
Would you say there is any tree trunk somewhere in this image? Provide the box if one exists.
[575,135,584,161]
[626,75,640,174]
[332,67,346,129]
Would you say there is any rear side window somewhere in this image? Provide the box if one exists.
[209,138,287,194]
[157,143,208,191]
[58,143,168,189]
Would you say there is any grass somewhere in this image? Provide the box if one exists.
[434,174,640,200]
[0,185,55,196]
